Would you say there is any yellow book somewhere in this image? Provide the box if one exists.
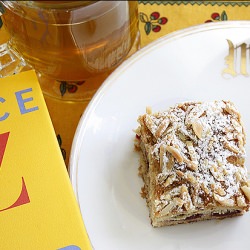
[0,70,91,249]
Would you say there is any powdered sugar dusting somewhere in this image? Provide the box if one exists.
[138,101,249,214]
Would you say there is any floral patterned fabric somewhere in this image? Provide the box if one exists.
[139,1,250,47]
[1,1,250,167]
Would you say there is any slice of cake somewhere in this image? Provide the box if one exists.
[134,100,250,227]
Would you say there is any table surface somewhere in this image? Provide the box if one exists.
[1,0,250,168]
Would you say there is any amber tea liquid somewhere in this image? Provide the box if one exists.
[2,1,139,82]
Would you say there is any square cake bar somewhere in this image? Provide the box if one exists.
[135,101,250,227]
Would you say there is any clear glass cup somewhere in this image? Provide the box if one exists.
[0,1,140,101]
[0,8,27,77]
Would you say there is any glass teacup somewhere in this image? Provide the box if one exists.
[0,1,140,101]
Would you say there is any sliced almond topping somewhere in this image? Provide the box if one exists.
[160,202,174,215]
[166,155,174,172]
[186,140,193,148]
[213,193,234,207]
[214,186,226,196]
[216,159,224,167]
[237,134,245,152]
[166,146,183,163]
[204,159,209,167]
[226,132,234,141]
[186,160,198,171]
[186,141,198,164]
[186,173,197,185]
[210,183,215,190]
[185,105,204,125]
[159,145,167,171]
[241,185,250,201]
[164,175,175,187]
[224,140,240,154]
[231,118,242,133]
[160,193,171,201]
[157,174,167,185]
[144,115,156,135]
[181,184,189,194]
[146,106,152,115]
[182,155,198,171]
[178,127,197,143]
[178,131,187,141]
[191,120,203,139]
[165,194,171,200]
[155,119,170,138]
[222,168,228,176]
[201,183,210,195]
[227,155,244,167]
[211,164,218,172]
[210,165,224,181]
[176,170,184,177]
[234,171,242,182]
[225,126,234,133]
[173,197,184,207]
[180,185,194,211]
[224,101,240,118]
[236,196,247,208]
[207,137,214,151]
[247,180,250,187]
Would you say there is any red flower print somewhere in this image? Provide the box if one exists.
[59,80,85,96]
[139,11,168,35]
[205,10,228,23]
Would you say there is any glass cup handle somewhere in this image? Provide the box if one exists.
[0,5,27,78]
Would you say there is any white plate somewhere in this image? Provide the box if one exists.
[70,21,250,250]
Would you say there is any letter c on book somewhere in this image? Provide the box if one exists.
[0,97,10,121]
